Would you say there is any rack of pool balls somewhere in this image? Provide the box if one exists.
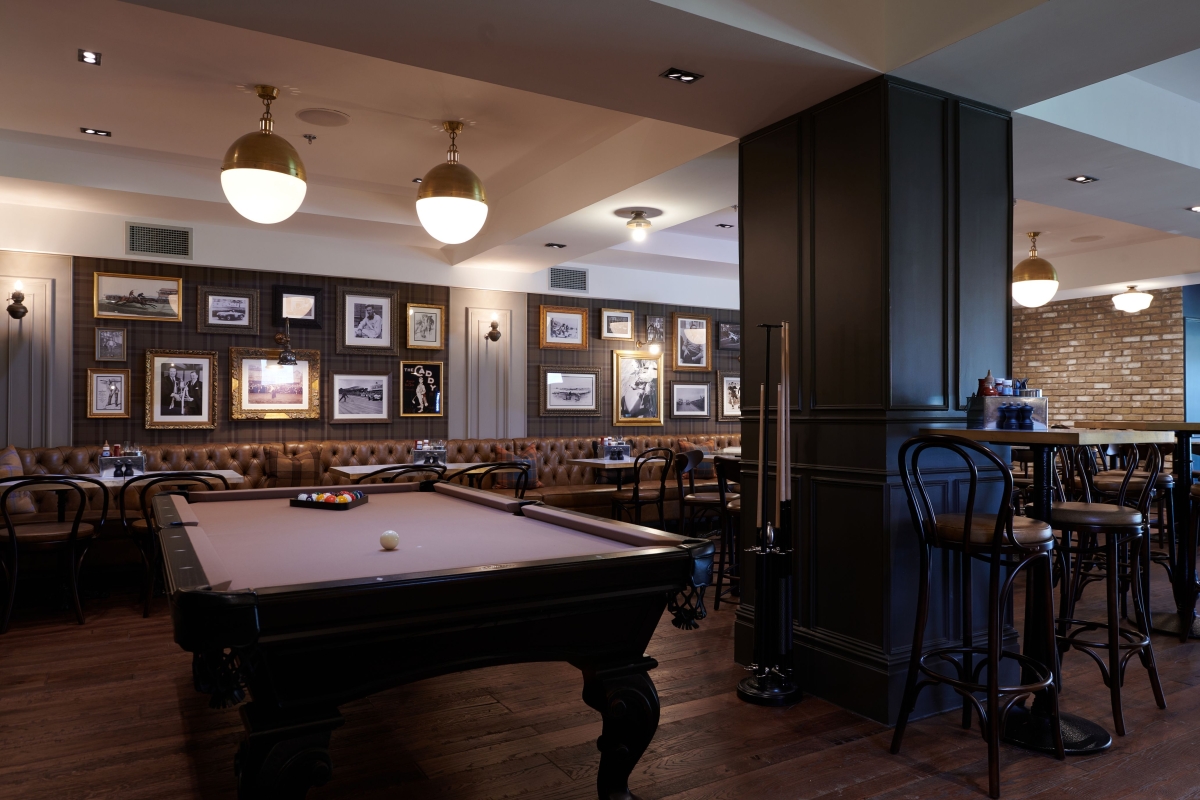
[289,490,369,510]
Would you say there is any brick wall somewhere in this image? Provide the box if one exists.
[1012,287,1183,426]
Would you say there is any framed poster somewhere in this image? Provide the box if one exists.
[94,327,126,361]
[197,286,259,335]
[718,371,741,422]
[599,308,634,341]
[144,350,217,429]
[271,285,322,329]
[718,322,741,351]
[406,303,446,350]
[539,305,588,350]
[337,287,398,355]
[645,315,666,345]
[671,382,711,418]
[672,313,712,371]
[230,347,320,420]
[612,349,663,427]
[539,366,601,417]
[87,368,130,418]
[331,372,390,423]
[94,272,182,322]
[400,361,443,417]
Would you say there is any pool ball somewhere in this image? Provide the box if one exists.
[380,530,400,550]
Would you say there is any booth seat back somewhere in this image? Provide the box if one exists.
[513,438,598,488]
[282,440,418,486]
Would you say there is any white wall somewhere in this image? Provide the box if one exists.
[448,288,528,440]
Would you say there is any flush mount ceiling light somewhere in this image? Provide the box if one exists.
[294,108,349,127]
[1188,206,1200,213]
[220,85,307,225]
[1112,285,1153,313]
[1011,231,1059,308]
[1068,175,1097,184]
[614,207,662,242]
[544,243,566,249]
[78,49,101,65]
[80,127,111,137]
[715,223,734,229]
[661,67,703,84]
[416,121,488,244]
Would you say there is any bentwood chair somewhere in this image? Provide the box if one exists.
[0,475,108,633]
[453,462,531,499]
[713,456,742,610]
[893,434,1063,798]
[673,450,727,536]
[611,447,672,527]
[353,464,447,485]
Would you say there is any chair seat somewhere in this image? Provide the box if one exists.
[1051,501,1143,528]
[612,486,662,503]
[683,491,731,505]
[128,518,151,532]
[726,496,741,512]
[0,521,96,544]
[1092,471,1173,492]
[936,513,1053,546]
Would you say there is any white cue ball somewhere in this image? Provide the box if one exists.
[380,530,400,551]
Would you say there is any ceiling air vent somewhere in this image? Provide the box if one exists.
[126,223,192,259]
[549,266,588,294]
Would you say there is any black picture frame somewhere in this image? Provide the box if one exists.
[197,286,260,335]
[336,286,398,355]
[539,366,602,417]
[272,284,323,329]
[670,381,711,418]
[718,322,741,350]
[399,361,444,417]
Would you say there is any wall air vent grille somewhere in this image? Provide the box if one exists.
[126,223,192,259]
[548,266,588,294]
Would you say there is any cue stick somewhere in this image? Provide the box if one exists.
[757,381,766,531]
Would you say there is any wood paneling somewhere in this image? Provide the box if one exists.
[811,478,885,643]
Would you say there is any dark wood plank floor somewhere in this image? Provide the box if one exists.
[3,569,1200,799]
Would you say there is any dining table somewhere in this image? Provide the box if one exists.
[18,469,247,522]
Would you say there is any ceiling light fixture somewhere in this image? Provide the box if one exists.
[1068,175,1097,184]
[544,243,566,249]
[1011,231,1059,308]
[1188,206,1200,213]
[715,223,734,229]
[220,85,307,225]
[80,128,111,137]
[626,211,651,242]
[661,67,703,84]
[416,121,488,244]
[412,178,422,183]
[78,49,101,65]
[1112,286,1152,313]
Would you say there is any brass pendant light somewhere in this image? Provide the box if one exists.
[1011,231,1059,308]
[221,85,307,224]
[416,121,488,244]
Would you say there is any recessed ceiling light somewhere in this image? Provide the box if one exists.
[412,178,422,183]
[544,243,566,249]
[1068,175,1097,183]
[1188,206,1200,213]
[78,49,101,65]
[715,223,734,229]
[661,67,703,84]
[295,108,350,127]
[80,127,111,137]
[1070,235,1104,243]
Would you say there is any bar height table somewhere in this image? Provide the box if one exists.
[919,426,1173,756]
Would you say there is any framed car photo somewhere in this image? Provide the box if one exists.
[400,361,443,417]
[672,313,712,371]
[670,382,711,418]
[230,347,320,420]
[94,327,127,361]
[337,287,398,355]
[406,303,446,350]
[599,308,634,341]
[272,285,323,329]
[331,372,390,423]
[144,350,217,429]
[197,286,259,335]
[539,305,588,350]
[94,272,182,322]
[87,368,130,419]
[539,366,601,417]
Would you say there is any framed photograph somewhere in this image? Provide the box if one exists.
[540,366,601,417]
[94,272,182,322]
[94,327,126,361]
[197,286,259,335]
[271,285,322,329]
[671,382,711,418]
[539,305,588,350]
[230,347,320,420]
[400,361,443,417]
[406,302,446,350]
[718,322,741,351]
[337,287,398,355]
[645,316,666,345]
[145,350,217,429]
[718,371,741,422]
[86,368,130,418]
[600,308,634,341]
[331,372,390,423]
[613,349,663,426]
[672,313,712,371]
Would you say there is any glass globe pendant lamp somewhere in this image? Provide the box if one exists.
[221,85,307,224]
[416,121,488,244]
[1112,286,1153,313]
[1011,231,1059,308]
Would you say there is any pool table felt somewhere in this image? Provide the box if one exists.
[172,488,656,592]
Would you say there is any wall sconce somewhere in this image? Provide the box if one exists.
[275,318,298,365]
[485,313,501,342]
[6,281,27,320]
[634,338,661,356]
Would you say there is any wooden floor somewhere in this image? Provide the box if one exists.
[3,570,1200,799]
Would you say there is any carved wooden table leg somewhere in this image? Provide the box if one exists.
[581,657,661,800]
[235,703,344,800]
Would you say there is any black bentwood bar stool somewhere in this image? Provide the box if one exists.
[712,455,742,609]
[610,447,672,527]
[893,435,1063,798]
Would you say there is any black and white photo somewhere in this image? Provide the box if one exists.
[718,371,741,421]
[671,382,711,418]
[94,272,182,322]
[645,316,665,345]
[400,361,443,417]
[272,285,322,329]
[230,347,320,420]
[94,327,126,361]
[145,350,216,429]
[718,322,740,350]
[540,366,601,416]
[406,302,446,350]
[331,372,390,423]
[672,313,711,371]
[600,308,634,340]
[613,350,663,426]
[539,305,588,350]
[197,286,259,335]
[337,288,397,355]
[87,368,130,418]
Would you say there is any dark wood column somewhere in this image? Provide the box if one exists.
[736,76,1013,724]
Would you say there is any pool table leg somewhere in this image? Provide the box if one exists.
[234,703,344,800]
[581,657,660,800]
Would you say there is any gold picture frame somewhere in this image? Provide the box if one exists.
[94,272,183,322]
[144,350,217,429]
[539,305,588,350]
[671,312,712,371]
[229,347,320,420]
[612,349,664,427]
[87,368,131,419]
[405,302,446,350]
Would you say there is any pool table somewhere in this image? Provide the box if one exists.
[153,480,714,800]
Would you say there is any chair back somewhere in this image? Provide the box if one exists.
[353,464,446,485]
[631,447,672,502]
[672,450,705,519]
[898,434,1017,554]
[1073,444,1160,515]
[452,463,529,498]
[714,456,740,508]
[0,475,107,549]
[123,472,230,533]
